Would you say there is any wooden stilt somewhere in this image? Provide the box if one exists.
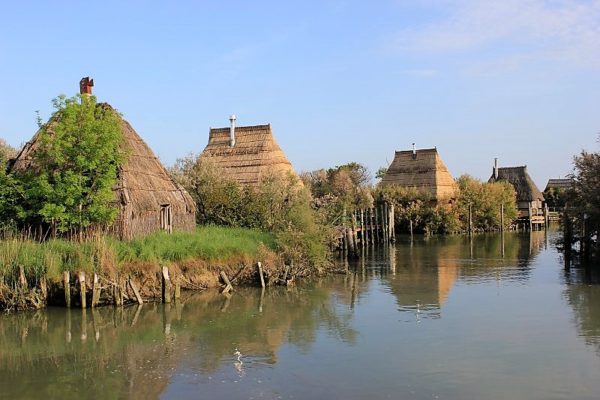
[78,271,86,309]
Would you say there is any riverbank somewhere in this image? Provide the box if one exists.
[0,226,296,311]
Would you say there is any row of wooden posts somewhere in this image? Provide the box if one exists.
[340,202,396,258]
[61,266,180,308]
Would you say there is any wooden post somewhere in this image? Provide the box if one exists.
[40,277,47,302]
[500,203,504,232]
[174,280,181,301]
[360,209,365,248]
[375,206,380,243]
[92,273,101,308]
[63,271,71,308]
[161,266,171,304]
[78,271,86,309]
[544,203,549,229]
[410,219,413,238]
[257,262,266,288]
[370,208,375,244]
[468,203,473,236]
[391,203,396,243]
[220,270,233,294]
[128,277,144,305]
[528,203,533,231]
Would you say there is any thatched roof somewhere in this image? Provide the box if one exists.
[10,103,196,217]
[545,178,573,191]
[489,166,544,202]
[380,148,457,199]
[200,124,297,186]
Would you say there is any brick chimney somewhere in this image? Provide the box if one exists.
[79,77,94,96]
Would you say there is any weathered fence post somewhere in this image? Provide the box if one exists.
[257,262,266,288]
[92,273,101,308]
[63,271,71,308]
[500,203,505,232]
[220,270,233,294]
[161,266,171,303]
[128,277,144,305]
[78,271,86,309]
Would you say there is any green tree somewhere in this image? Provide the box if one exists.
[13,95,123,236]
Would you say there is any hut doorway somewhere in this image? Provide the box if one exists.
[160,204,173,233]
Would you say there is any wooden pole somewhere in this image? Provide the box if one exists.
[128,277,144,305]
[375,206,380,243]
[500,203,504,232]
[360,209,365,248]
[92,273,101,308]
[370,208,375,244]
[78,271,86,309]
[468,203,473,236]
[257,262,266,288]
[63,271,71,308]
[161,266,171,304]
[528,203,533,231]
[220,270,233,294]
[390,203,396,243]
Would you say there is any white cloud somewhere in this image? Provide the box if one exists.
[391,0,600,70]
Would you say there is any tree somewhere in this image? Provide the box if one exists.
[12,95,123,236]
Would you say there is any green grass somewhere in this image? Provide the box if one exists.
[0,226,276,284]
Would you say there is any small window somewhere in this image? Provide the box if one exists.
[160,204,173,233]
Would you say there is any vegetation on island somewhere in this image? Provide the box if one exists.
[563,143,600,264]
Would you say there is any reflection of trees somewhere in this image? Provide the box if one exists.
[0,283,357,399]
[563,268,600,354]
[341,232,542,318]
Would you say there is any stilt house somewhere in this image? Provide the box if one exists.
[200,116,298,187]
[9,77,196,239]
[380,146,457,201]
[488,159,545,225]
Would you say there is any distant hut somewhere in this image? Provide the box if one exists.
[9,77,196,239]
[380,145,457,201]
[544,178,573,192]
[199,115,298,187]
[488,159,544,224]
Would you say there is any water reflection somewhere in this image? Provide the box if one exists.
[0,285,357,400]
[345,232,546,319]
[563,267,600,354]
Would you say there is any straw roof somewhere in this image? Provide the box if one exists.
[380,148,457,200]
[10,103,196,237]
[200,124,297,186]
[545,178,573,191]
[489,166,544,202]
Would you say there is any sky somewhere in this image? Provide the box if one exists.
[1,0,599,187]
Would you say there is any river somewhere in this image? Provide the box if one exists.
[1,231,599,399]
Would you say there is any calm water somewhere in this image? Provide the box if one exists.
[1,231,600,400]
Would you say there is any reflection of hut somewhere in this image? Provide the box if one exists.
[200,116,298,187]
[9,78,196,239]
[489,160,545,226]
[380,146,457,201]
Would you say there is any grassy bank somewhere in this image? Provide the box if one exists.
[0,226,276,286]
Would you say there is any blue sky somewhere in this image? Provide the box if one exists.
[1,0,599,186]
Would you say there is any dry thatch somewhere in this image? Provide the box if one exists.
[200,124,297,186]
[10,103,196,239]
[545,178,573,192]
[380,148,457,200]
[489,166,544,203]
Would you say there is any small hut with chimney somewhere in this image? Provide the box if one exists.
[488,159,545,227]
[380,146,457,202]
[199,116,298,187]
[9,77,196,239]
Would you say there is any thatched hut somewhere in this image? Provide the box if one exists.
[9,78,196,239]
[544,178,573,192]
[380,146,457,201]
[200,116,298,187]
[488,160,544,222]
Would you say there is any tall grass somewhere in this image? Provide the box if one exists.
[0,226,276,284]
